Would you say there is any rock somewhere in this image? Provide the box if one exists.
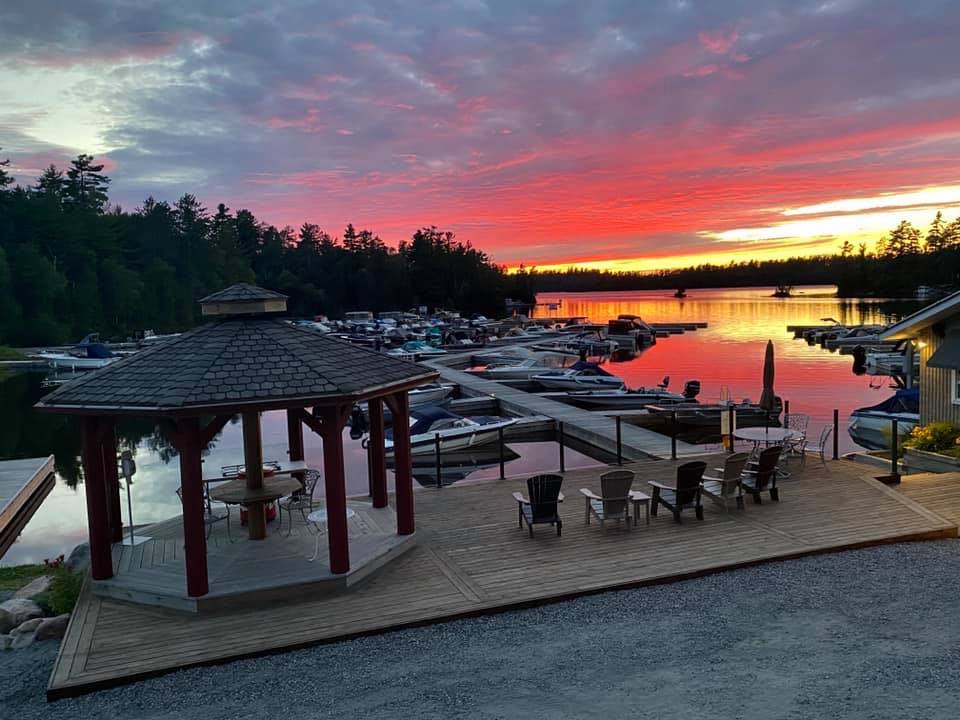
[11,617,43,635]
[0,598,43,634]
[13,575,52,599]
[0,634,10,650]
[65,542,90,573]
[35,614,70,641]
[10,630,35,649]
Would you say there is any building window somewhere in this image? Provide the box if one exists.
[953,369,960,405]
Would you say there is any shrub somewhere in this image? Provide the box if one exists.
[905,422,960,456]
[48,569,84,615]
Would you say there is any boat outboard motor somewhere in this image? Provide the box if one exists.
[348,405,368,440]
[682,380,701,400]
[658,376,670,390]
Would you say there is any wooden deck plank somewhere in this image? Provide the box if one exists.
[48,458,958,699]
[0,455,55,559]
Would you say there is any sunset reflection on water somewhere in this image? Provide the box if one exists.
[534,286,913,454]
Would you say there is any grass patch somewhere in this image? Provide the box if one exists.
[0,345,27,361]
[48,569,84,614]
[0,564,49,591]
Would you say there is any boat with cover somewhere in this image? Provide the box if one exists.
[37,337,119,371]
[385,406,516,454]
[532,361,626,390]
[848,388,919,450]
[564,379,701,410]
[408,383,456,407]
[646,397,782,428]
[387,340,448,358]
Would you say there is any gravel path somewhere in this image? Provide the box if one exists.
[5,541,960,720]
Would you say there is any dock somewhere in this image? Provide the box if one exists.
[425,359,699,460]
[0,455,56,559]
[48,459,958,699]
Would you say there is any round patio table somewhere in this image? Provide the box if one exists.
[733,427,798,447]
[209,476,303,540]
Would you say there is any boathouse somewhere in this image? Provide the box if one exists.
[882,290,960,425]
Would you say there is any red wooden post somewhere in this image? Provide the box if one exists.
[320,406,350,574]
[101,421,123,543]
[286,408,305,465]
[177,418,209,597]
[81,417,113,580]
[391,391,415,535]
[368,398,388,509]
[241,411,267,540]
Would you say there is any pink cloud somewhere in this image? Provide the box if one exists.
[698,28,739,54]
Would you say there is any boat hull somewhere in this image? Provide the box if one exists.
[37,354,118,370]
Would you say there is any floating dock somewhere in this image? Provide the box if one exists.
[0,455,56,559]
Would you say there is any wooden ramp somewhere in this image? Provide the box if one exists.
[0,455,55,560]
[427,361,700,460]
[48,458,957,699]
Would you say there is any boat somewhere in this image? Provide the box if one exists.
[606,315,657,352]
[409,383,456,407]
[563,379,701,410]
[387,340,447,358]
[532,361,626,390]
[471,357,554,380]
[772,283,792,298]
[385,406,516,454]
[825,325,887,349]
[674,289,687,298]
[804,318,848,345]
[37,341,119,370]
[396,446,521,487]
[862,349,919,376]
[139,329,182,346]
[848,388,919,450]
[645,397,782,428]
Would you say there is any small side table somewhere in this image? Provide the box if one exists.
[629,490,651,527]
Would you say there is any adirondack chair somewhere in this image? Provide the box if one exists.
[579,470,635,529]
[700,452,749,512]
[740,445,782,503]
[649,461,707,522]
[512,474,564,537]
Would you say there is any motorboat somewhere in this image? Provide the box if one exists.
[607,315,657,352]
[848,388,919,450]
[471,357,554,380]
[395,446,521,487]
[387,341,447,358]
[139,329,183,346]
[645,397,782,428]
[804,318,848,345]
[385,406,516,454]
[37,340,119,371]
[532,361,626,391]
[564,379,701,410]
[825,325,887,349]
[409,383,456,407]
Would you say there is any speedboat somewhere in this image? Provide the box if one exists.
[470,357,553,380]
[564,379,701,410]
[385,407,516,454]
[532,361,625,390]
[646,397,781,428]
[409,383,456,407]
[607,315,657,352]
[826,326,887,349]
[848,388,919,450]
[387,341,447,358]
[37,341,119,371]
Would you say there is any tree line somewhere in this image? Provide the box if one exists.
[529,211,960,298]
[0,150,532,346]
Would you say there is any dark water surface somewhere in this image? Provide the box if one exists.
[2,285,915,565]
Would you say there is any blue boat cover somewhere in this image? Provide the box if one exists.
[570,360,613,376]
[408,406,462,436]
[857,387,919,415]
[85,343,114,359]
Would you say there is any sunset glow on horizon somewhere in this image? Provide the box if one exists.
[2,2,960,271]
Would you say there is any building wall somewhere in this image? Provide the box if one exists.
[918,318,960,425]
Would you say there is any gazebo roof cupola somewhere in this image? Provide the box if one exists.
[199,283,288,317]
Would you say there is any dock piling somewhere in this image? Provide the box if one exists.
[434,433,442,489]
[559,421,566,473]
[498,427,506,480]
[832,409,839,460]
[671,411,677,460]
[890,419,900,483]
[616,416,623,465]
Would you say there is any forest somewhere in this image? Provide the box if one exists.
[0,152,534,346]
[529,212,960,298]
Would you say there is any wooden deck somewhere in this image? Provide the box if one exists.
[0,455,55,560]
[48,457,957,699]
[895,471,960,524]
[426,358,701,459]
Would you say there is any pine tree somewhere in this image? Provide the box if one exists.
[36,165,66,200]
[0,148,13,191]
[65,154,110,212]
[926,211,947,252]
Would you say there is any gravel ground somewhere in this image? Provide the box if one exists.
[4,541,960,720]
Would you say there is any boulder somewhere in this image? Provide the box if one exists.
[13,575,52,599]
[0,598,43,634]
[35,614,70,642]
[0,634,11,651]
[11,617,43,635]
[65,542,90,573]
[10,630,35,650]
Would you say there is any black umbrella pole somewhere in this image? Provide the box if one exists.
[833,409,839,460]
[498,426,506,480]
[435,433,442,489]
[891,419,899,481]
[616,416,623,465]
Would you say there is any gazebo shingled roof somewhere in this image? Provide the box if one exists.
[199,283,288,303]
[36,301,435,414]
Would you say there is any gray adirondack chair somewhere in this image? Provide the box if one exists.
[579,470,635,529]
[700,453,748,512]
[649,461,707,522]
[513,474,564,537]
[741,445,782,503]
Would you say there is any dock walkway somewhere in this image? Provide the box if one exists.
[0,456,56,559]
[48,459,957,699]
[426,359,699,460]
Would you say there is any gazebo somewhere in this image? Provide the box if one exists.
[35,284,438,601]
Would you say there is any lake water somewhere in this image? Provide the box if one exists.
[1,285,917,566]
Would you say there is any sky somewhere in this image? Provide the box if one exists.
[2,0,960,272]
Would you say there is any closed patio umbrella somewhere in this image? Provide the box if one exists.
[759,339,776,411]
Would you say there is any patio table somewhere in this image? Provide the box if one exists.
[628,490,651,527]
[209,476,303,540]
[733,427,798,447]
